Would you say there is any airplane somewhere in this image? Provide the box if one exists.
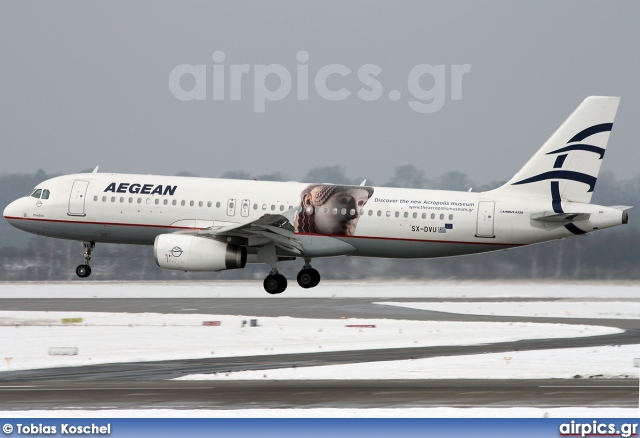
[3,96,630,294]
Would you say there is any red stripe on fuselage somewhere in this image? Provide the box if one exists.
[4,216,524,247]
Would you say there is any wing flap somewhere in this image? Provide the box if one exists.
[197,213,302,254]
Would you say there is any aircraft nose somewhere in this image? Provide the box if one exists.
[3,199,21,223]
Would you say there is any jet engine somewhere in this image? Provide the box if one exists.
[154,234,246,271]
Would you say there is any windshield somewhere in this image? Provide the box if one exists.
[28,188,50,199]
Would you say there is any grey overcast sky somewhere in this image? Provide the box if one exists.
[1,1,639,186]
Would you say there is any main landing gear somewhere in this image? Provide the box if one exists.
[262,259,321,294]
[263,269,288,294]
[76,241,94,278]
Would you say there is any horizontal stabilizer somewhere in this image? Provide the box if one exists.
[531,212,590,223]
[609,205,633,211]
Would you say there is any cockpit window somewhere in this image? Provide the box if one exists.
[41,190,50,200]
[30,189,42,199]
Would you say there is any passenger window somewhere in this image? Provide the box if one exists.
[120,197,124,203]
[394,211,399,218]
[351,209,356,216]
[449,214,453,220]
[262,204,267,210]
[190,201,194,207]
[305,206,312,214]
[404,212,408,218]
[422,213,427,219]
[253,203,257,210]
[341,208,347,215]
[199,201,203,207]
[181,200,185,206]
[137,198,142,204]
[440,214,444,220]
[102,196,107,202]
[271,205,275,211]
[216,202,221,208]
[31,189,42,198]
[431,213,435,219]
[146,198,151,205]
[280,205,284,211]
[386,211,391,217]
[359,208,364,215]
[93,196,98,202]
[129,197,133,203]
[155,199,160,205]
[42,190,50,199]
[208,201,212,207]
[377,210,382,217]
[324,207,329,214]
[164,199,169,205]
[172,200,176,206]
[413,212,417,219]
[111,197,115,202]
[368,210,373,216]
[332,208,338,215]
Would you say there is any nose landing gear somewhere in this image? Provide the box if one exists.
[76,241,94,278]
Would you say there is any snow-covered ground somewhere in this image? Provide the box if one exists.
[1,280,639,299]
[0,310,622,372]
[380,301,640,319]
[0,281,638,417]
[1,407,636,418]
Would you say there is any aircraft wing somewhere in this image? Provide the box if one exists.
[196,212,303,254]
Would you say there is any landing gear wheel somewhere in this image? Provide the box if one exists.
[76,264,91,278]
[264,274,287,294]
[297,268,321,288]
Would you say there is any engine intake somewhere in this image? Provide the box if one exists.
[154,234,246,271]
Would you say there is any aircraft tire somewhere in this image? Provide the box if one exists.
[297,268,321,288]
[264,274,287,294]
[76,264,91,278]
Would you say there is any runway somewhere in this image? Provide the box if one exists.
[0,296,638,410]
[0,380,636,410]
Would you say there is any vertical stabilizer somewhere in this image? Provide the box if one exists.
[491,96,620,204]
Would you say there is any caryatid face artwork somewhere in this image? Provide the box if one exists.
[297,185,374,236]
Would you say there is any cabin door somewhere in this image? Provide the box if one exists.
[68,180,89,216]
[475,201,495,238]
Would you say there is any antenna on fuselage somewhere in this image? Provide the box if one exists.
[92,166,99,173]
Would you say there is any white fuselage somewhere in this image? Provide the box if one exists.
[2,172,626,260]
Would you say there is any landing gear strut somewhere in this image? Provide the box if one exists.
[76,241,94,278]
[297,259,320,288]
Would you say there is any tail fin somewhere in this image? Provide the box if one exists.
[490,96,620,204]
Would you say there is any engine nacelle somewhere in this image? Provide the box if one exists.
[154,234,246,271]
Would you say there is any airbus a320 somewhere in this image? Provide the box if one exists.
[3,96,630,294]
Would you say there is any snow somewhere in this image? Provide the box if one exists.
[1,280,639,299]
[0,281,638,417]
[0,311,621,372]
[0,407,636,418]
[379,301,640,319]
